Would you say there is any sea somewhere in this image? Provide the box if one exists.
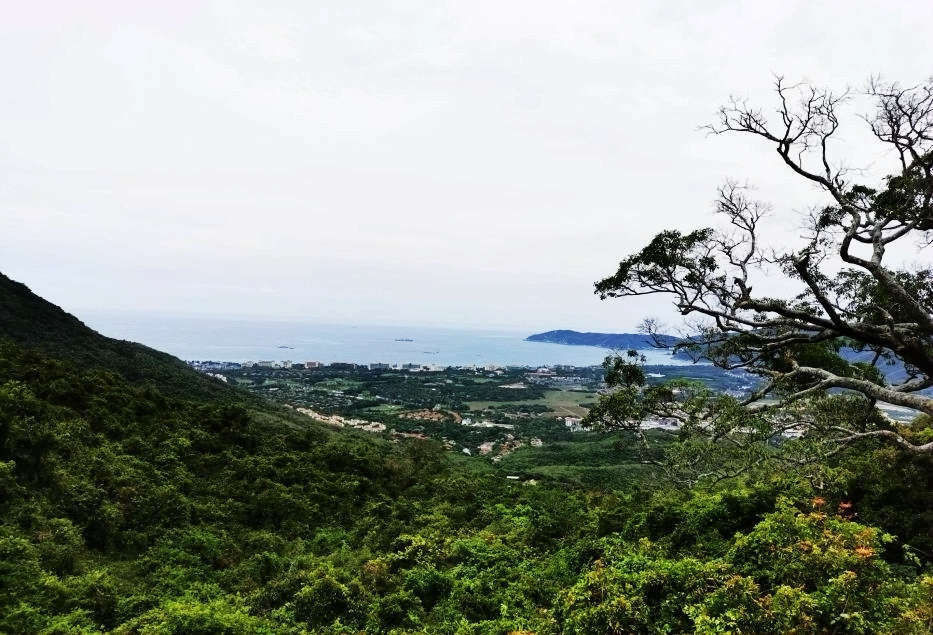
[80,312,692,368]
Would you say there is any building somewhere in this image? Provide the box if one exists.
[257,360,275,368]
[564,416,584,432]
[370,362,391,370]
[304,361,323,369]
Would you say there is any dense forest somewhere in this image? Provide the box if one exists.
[0,284,931,631]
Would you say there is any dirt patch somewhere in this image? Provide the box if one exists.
[402,409,450,422]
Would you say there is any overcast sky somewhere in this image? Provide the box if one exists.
[2,1,931,332]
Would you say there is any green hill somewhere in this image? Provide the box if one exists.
[0,273,234,401]
[0,274,930,632]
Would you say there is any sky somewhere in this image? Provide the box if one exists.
[2,1,932,332]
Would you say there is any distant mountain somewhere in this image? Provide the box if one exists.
[0,272,236,400]
[525,329,680,350]
[526,329,919,386]
[838,347,909,383]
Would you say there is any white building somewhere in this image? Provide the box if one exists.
[564,416,584,432]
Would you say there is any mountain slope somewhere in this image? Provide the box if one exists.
[0,275,929,632]
[0,272,234,400]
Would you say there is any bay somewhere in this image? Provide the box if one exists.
[80,311,692,368]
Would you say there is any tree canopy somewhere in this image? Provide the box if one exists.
[589,77,933,481]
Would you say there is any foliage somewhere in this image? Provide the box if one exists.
[589,78,933,485]
[0,337,930,632]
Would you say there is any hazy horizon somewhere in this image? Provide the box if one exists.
[78,304,667,340]
[77,305,536,334]
[4,1,933,331]
[77,309,696,366]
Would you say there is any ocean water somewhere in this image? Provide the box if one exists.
[79,312,692,368]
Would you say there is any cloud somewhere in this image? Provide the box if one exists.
[2,0,931,331]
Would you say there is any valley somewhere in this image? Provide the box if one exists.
[209,360,753,484]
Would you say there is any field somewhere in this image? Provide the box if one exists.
[312,377,364,391]
[467,388,595,417]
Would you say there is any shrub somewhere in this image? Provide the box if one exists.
[293,576,349,627]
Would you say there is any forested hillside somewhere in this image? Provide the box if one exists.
[1,276,931,632]
[525,330,679,349]
[0,273,235,401]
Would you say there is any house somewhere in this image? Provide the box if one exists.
[564,416,584,432]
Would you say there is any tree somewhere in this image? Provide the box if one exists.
[588,77,933,481]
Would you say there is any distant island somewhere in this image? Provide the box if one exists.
[525,329,680,350]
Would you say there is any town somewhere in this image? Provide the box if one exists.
[187,357,753,467]
[187,359,608,460]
